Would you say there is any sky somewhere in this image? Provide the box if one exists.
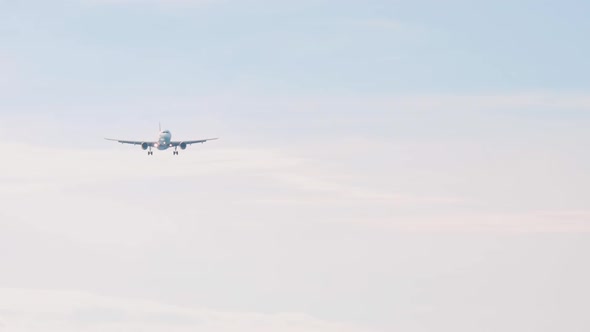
[1,0,590,331]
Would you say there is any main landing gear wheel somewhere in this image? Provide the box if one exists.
[173,151,179,155]
[148,151,153,156]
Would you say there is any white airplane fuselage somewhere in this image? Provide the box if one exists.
[155,130,172,150]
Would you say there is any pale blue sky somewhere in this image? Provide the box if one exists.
[3,0,590,97]
[1,1,590,331]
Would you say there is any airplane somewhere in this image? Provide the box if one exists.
[105,124,218,155]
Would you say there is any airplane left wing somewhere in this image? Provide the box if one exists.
[170,138,219,146]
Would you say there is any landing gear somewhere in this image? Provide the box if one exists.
[148,148,153,156]
[173,151,179,155]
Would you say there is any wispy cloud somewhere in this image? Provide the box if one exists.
[366,210,590,233]
[270,92,590,113]
[1,91,589,235]
[0,288,376,332]
[1,138,589,234]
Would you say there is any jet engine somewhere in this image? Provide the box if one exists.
[179,142,187,150]
[141,142,149,150]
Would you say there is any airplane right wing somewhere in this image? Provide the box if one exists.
[104,138,155,146]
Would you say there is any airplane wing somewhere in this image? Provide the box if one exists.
[104,138,155,146]
[170,138,219,146]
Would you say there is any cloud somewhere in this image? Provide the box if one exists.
[1,91,590,234]
[269,92,590,114]
[1,138,589,234]
[365,210,590,233]
[265,172,465,206]
[0,140,447,207]
[0,288,376,332]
